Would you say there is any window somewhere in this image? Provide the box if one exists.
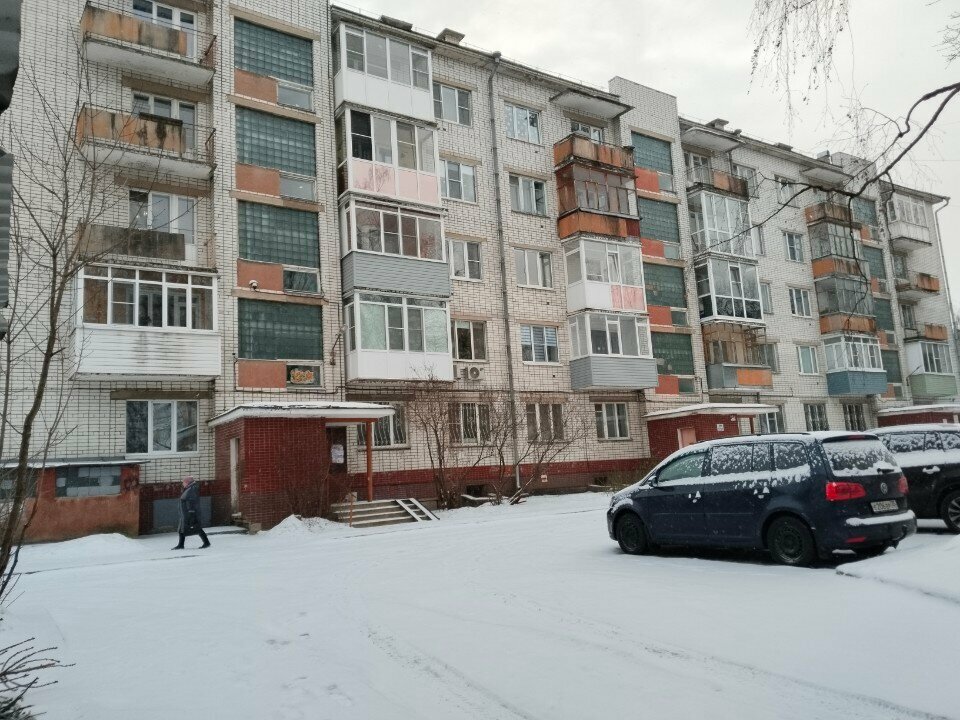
[238,299,322,360]
[760,282,773,314]
[644,263,685,308]
[353,204,443,261]
[638,198,680,244]
[55,465,122,498]
[358,406,407,447]
[776,176,799,206]
[824,336,883,372]
[657,452,706,483]
[238,202,318,267]
[815,277,872,316]
[126,400,198,455]
[342,27,429,89]
[236,107,315,177]
[900,303,917,330]
[515,249,553,288]
[863,246,886,280]
[440,160,477,202]
[347,294,447,354]
[892,253,908,280]
[283,269,319,293]
[882,433,925,454]
[569,313,651,359]
[843,404,867,432]
[688,193,756,256]
[509,175,546,215]
[732,163,757,196]
[882,349,902,384]
[347,110,435,172]
[684,151,709,182]
[758,408,785,434]
[921,342,953,374]
[631,133,673,191]
[756,343,779,373]
[433,83,471,125]
[520,325,559,363]
[526,404,564,442]
[128,189,196,255]
[784,232,804,262]
[651,332,694,375]
[852,197,879,227]
[787,288,812,318]
[809,222,860,260]
[595,403,628,439]
[694,259,762,321]
[449,239,481,280]
[81,265,214,330]
[451,320,486,360]
[571,120,604,143]
[235,19,313,87]
[505,103,541,143]
[796,345,820,374]
[886,195,927,226]
[575,240,643,287]
[940,432,960,451]
[131,92,196,146]
[451,403,491,444]
[803,403,829,431]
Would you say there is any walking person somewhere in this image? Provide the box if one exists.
[172,476,211,550]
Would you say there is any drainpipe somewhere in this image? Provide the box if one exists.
[486,52,522,490]
[933,198,960,392]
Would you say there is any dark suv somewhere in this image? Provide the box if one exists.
[874,424,960,533]
[607,432,916,565]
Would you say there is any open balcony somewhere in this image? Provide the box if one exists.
[78,223,213,266]
[895,271,940,301]
[76,106,215,180]
[804,201,856,227]
[686,165,748,199]
[80,1,216,89]
[553,134,634,172]
[706,364,773,390]
[888,220,931,251]
[903,323,949,342]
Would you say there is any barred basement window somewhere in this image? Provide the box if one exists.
[803,403,829,432]
[525,404,564,442]
[358,406,407,447]
[595,403,628,439]
[643,263,685,308]
[126,400,198,455]
[235,19,313,86]
[238,202,318,267]
[843,404,867,432]
[238,299,322,360]
[236,107,316,176]
[638,198,680,243]
[55,466,121,498]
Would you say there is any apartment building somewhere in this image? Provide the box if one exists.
[1,0,957,540]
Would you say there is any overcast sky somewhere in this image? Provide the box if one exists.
[349,0,960,309]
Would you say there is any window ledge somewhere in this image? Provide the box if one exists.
[511,210,549,219]
[443,197,480,206]
[452,276,483,283]
[356,445,411,452]
[125,452,201,460]
[516,284,556,292]
[597,437,632,442]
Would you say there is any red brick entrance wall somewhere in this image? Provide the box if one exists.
[877,411,959,427]
[647,413,755,461]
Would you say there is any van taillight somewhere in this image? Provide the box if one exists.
[825,482,866,501]
[898,475,909,494]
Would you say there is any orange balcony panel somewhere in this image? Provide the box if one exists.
[237,359,287,389]
[709,170,748,197]
[81,4,190,57]
[648,305,674,327]
[736,367,773,387]
[642,238,665,258]
[237,259,284,293]
[811,256,866,279]
[656,374,680,396]
[553,135,633,171]
[819,314,876,334]
[917,273,941,293]
[77,107,184,154]
[922,323,948,341]
[804,202,856,226]
[558,211,640,240]
[234,68,278,104]
[236,163,281,197]
[634,167,660,193]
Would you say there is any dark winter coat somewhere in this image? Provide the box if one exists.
[178,482,203,535]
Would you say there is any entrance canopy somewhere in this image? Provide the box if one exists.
[209,402,395,503]
[644,402,775,421]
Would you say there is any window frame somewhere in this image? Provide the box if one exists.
[449,238,482,281]
[357,404,408,448]
[439,159,477,203]
[796,345,821,375]
[526,403,565,443]
[595,402,629,440]
[760,282,774,315]
[921,342,953,374]
[784,231,805,262]
[505,103,542,144]
[803,403,829,432]
[823,335,883,373]
[340,25,430,90]
[451,319,487,361]
[346,293,449,355]
[509,174,547,216]
[520,324,560,364]
[125,399,199,457]
[451,402,492,445]
[433,82,471,125]
[348,202,446,263]
[788,287,812,318]
[842,403,867,432]
[515,248,553,289]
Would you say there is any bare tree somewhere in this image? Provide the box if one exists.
[508,401,589,505]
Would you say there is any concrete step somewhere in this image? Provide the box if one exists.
[350,515,418,528]
[333,509,410,522]
[331,498,438,528]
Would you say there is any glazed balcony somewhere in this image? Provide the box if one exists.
[811,255,869,280]
[888,220,931,251]
[706,363,773,390]
[685,165,748,199]
[80,1,216,89]
[553,134,634,173]
[895,271,940,301]
[75,106,215,180]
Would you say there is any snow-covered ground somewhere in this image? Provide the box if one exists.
[5,493,959,720]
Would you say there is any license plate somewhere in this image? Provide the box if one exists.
[872,500,898,513]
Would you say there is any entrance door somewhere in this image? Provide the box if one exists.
[678,426,697,449]
[229,437,240,516]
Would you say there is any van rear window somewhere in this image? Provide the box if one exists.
[823,438,899,477]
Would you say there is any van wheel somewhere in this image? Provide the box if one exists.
[615,513,648,555]
[940,490,960,534]
[766,516,816,566]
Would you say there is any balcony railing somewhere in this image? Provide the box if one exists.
[78,223,211,266]
[706,363,773,390]
[887,219,931,250]
[686,165,748,198]
[804,201,857,226]
[81,1,216,86]
[553,134,634,172]
[895,271,940,299]
[76,106,215,178]
[904,323,949,342]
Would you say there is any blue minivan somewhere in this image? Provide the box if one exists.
[607,432,917,565]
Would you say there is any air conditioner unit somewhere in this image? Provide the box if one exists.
[457,365,483,382]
